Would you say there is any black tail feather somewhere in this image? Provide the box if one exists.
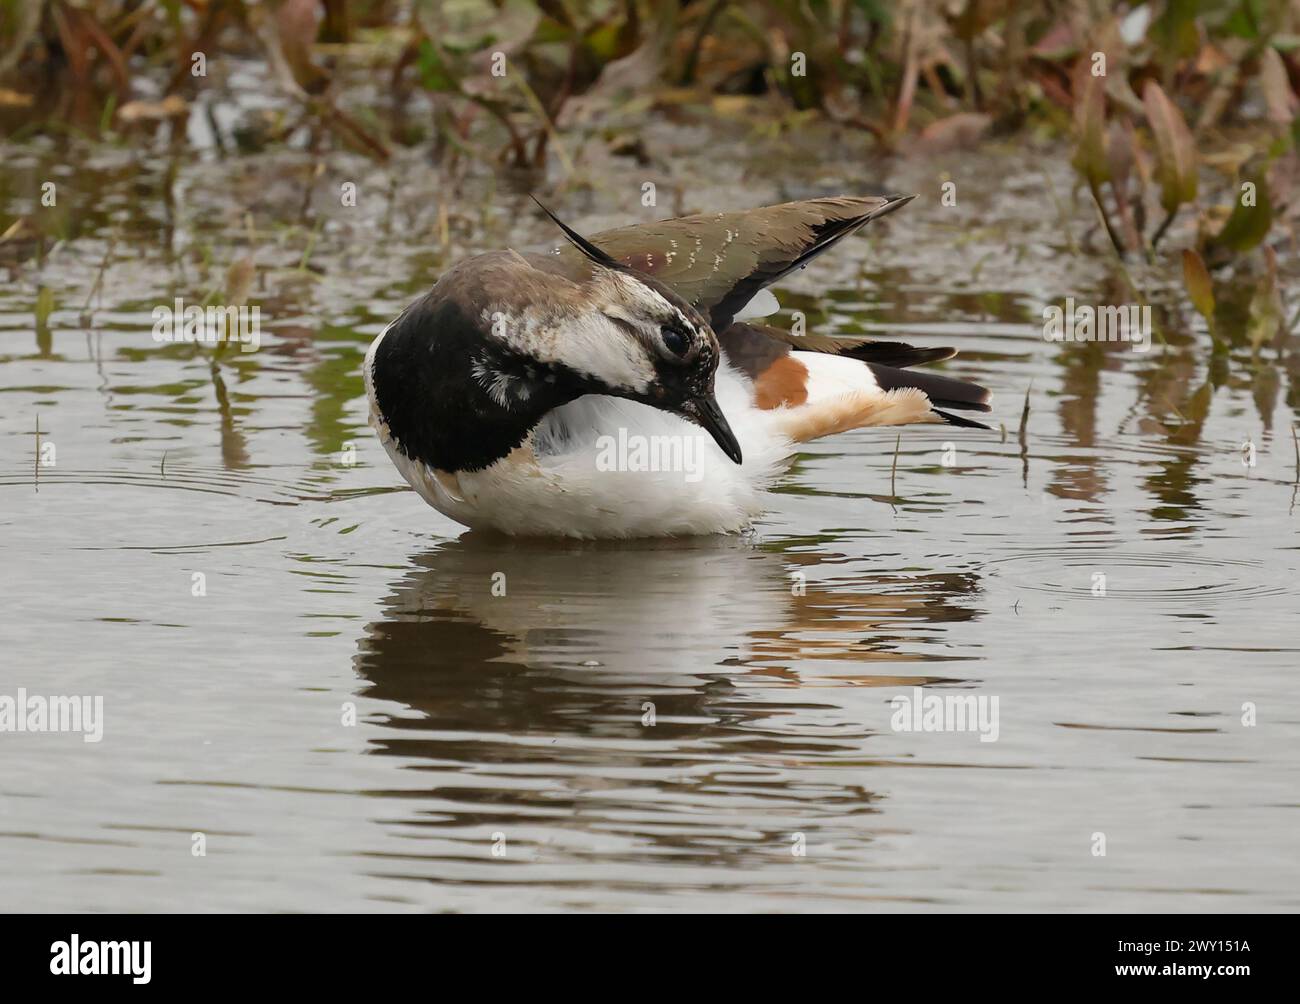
[865,361,991,413]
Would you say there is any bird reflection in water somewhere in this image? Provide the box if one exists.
[350,536,982,882]
[354,534,981,733]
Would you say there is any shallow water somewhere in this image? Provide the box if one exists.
[3,111,1299,911]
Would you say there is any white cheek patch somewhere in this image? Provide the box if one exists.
[564,313,656,391]
[480,306,654,394]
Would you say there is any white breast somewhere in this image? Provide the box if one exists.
[455,363,794,538]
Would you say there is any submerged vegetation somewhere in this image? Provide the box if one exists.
[1,1,1297,349]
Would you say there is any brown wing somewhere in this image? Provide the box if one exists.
[554,195,915,331]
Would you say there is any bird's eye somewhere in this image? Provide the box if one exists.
[661,324,690,357]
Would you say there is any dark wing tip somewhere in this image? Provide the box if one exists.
[868,194,918,221]
[787,192,916,265]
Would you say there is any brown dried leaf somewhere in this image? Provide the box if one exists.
[1260,47,1298,126]
[1142,80,1197,212]
[276,0,328,93]
[1072,65,1109,186]
[1181,249,1215,323]
[910,112,993,155]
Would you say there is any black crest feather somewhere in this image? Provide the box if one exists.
[531,196,623,270]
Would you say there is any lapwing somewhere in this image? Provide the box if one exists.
[365,195,991,538]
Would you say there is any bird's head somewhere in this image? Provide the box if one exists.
[531,199,742,465]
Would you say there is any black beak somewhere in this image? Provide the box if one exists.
[687,393,743,465]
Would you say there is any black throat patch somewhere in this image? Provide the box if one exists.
[370,295,588,473]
